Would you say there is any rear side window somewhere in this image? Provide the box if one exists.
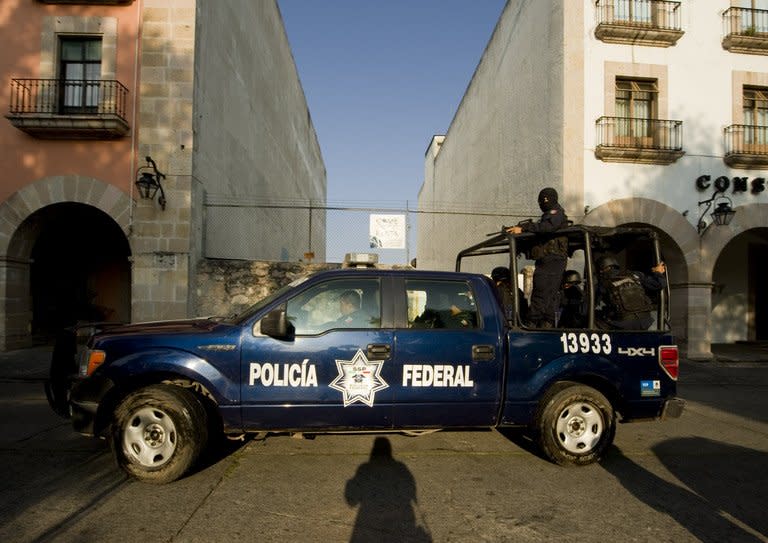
[406,280,478,329]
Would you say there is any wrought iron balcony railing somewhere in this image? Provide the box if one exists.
[6,78,129,139]
[722,7,768,55]
[595,0,684,47]
[724,124,768,168]
[595,116,684,164]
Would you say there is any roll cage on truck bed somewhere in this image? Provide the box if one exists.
[455,224,670,331]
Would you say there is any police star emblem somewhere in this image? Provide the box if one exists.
[329,349,389,407]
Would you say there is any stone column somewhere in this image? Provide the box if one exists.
[0,257,32,350]
[131,1,195,323]
[684,282,715,360]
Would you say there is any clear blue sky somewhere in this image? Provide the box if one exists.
[278,1,506,207]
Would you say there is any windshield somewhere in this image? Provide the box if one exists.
[224,275,311,325]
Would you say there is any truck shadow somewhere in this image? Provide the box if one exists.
[344,437,432,543]
[601,439,768,542]
[495,427,548,462]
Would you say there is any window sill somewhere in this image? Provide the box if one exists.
[724,151,768,169]
[722,34,768,55]
[595,146,684,165]
[6,113,129,139]
[595,23,684,47]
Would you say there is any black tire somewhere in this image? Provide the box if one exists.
[112,384,208,484]
[536,383,615,466]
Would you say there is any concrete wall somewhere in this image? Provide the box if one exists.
[193,0,326,261]
[418,0,565,271]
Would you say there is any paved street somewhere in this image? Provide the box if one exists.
[0,346,766,543]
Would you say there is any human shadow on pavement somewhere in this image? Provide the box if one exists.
[344,437,431,543]
[601,439,768,543]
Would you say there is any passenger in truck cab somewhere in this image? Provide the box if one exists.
[558,269,585,328]
[335,290,370,328]
[491,266,527,323]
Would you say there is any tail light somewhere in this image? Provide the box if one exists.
[659,345,679,380]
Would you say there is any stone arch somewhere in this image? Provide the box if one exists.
[0,176,133,349]
[0,176,132,259]
[700,202,768,279]
[581,197,700,273]
[581,197,701,351]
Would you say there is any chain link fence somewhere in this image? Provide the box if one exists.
[203,196,527,268]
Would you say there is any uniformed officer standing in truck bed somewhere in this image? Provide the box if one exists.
[507,187,568,328]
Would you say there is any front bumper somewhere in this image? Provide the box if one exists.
[69,375,115,436]
[661,397,685,419]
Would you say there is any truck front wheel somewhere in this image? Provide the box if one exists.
[112,384,208,484]
[536,383,615,466]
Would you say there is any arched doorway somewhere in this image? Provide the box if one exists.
[711,227,768,343]
[28,203,131,340]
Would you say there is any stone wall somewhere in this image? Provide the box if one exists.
[194,260,340,318]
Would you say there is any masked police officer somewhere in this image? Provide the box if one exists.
[507,187,568,328]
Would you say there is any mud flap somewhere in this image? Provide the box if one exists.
[661,398,685,419]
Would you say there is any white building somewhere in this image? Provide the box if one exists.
[418,0,768,359]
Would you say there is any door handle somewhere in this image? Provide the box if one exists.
[367,344,391,359]
[472,344,495,361]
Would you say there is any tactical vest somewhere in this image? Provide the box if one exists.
[601,272,655,317]
[530,236,568,260]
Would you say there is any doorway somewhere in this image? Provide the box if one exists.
[28,203,131,340]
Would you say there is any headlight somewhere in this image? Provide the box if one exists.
[79,349,106,377]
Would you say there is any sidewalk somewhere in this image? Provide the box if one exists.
[709,342,768,363]
[0,345,53,380]
[0,342,765,381]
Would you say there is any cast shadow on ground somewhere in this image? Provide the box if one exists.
[344,437,431,543]
[601,438,767,543]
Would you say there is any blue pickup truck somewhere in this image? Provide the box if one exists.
[53,225,683,483]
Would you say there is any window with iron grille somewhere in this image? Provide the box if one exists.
[744,86,768,144]
[616,78,658,138]
[614,0,652,24]
[59,37,102,113]
[737,0,768,33]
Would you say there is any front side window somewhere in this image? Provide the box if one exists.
[406,280,478,329]
[59,37,102,113]
[616,78,658,137]
[285,278,381,334]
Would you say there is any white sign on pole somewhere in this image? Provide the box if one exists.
[369,214,405,249]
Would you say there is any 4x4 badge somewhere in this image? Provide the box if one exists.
[330,349,389,407]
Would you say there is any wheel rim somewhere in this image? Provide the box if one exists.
[123,407,178,468]
[554,400,604,454]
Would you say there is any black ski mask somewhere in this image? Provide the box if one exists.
[538,188,559,212]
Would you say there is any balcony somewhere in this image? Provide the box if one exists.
[37,1,134,4]
[724,125,768,169]
[594,0,683,47]
[722,7,768,55]
[6,79,129,139]
[595,116,684,164]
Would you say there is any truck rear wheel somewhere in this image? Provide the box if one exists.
[536,383,615,466]
[112,384,208,484]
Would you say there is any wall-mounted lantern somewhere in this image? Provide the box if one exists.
[697,190,735,235]
[135,156,167,210]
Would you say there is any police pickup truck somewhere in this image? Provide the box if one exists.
[55,225,683,483]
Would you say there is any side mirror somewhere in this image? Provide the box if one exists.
[259,308,292,339]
